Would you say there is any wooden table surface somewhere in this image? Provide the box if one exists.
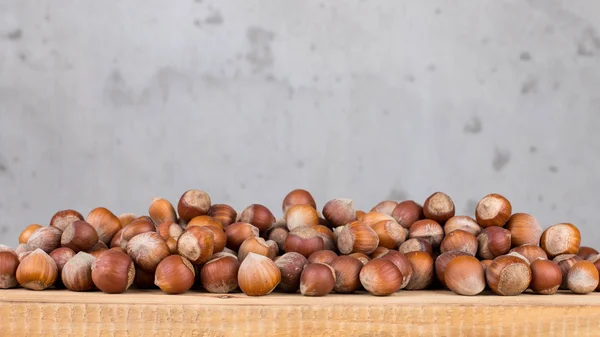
[1,289,599,337]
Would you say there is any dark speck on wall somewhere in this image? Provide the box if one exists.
[548,165,559,173]
[116,139,122,145]
[240,183,246,190]
[529,145,537,153]
[193,19,202,27]
[551,203,557,210]
[521,77,537,95]
[31,171,37,178]
[538,195,544,202]
[427,64,436,72]
[21,201,30,209]
[519,52,531,61]
[382,109,389,116]
[312,75,319,82]
[18,53,27,61]
[310,43,316,52]
[0,164,7,172]
[7,29,22,40]
[256,173,264,179]
[387,188,408,201]
[492,147,511,171]
[296,160,305,168]
[1,226,7,234]
[577,28,600,57]
[434,8,441,15]
[205,11,224,25]
[12,156,19,163]
[463,116,482,134]
[405,74,415,83]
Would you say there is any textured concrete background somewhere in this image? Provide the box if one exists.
[1,1,599,247]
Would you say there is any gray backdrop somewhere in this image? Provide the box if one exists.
[1,1,599,247]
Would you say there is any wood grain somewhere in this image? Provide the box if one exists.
[1,289,599,337]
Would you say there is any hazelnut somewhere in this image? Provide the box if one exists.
[87,207,122,244]
[382,250,413,289]
[177,226,214,265]
[187,215,224,230]
[331,255,363,293]
[285,204,319,231]
[126,232,170,272]
[267,226,288,253]
[370,247,390,259]
[588,255,600,291]
[486,255,531,296]
[164,237,177,254]
[360,212,396,227]
[540,223,581,259]
[391,200,424,229]
[14,243,31,256]
[370,200,398,216]
[476,226,511,259]
[89,249,108,259]
[225,222,260,251]
[567,260,599,294]
[19,224,43,244]
[238,253,281,296]
[529,259,562,295]
[577,246,599,260]
[91,249,135,293]
[444,216,481,237]
[404,251,434,290]
[274,252,308,292]
[359,258,403,296]
[50,209,84,231]
[155,255,195,294]
[239,204,276,234]
[0,251,19,289]
[157,222,184,240]
[355,210,366,221]
[200,225,226,253]
[505,213,542,247]
[49,247,76,287]
[481,259,493,271]
[16,249,58,290]
[423,192,455,224]
[134,267,156,289]
[211,251,238,260]
[208,204,237,228]
[445,255,486,296]
[90,240,108,252]
[371,220,407,249]
[408,219,444,248]
[505,251,531,264]
[285,226,326,258]
[18,252,32,262]
[322,198,356,227]
[349,252,370,265]
[282,189,317,214]
[27,226,63,253]
[440,230,478,256]
[149,197,177,224]
[337,222,379,255]
[201,255,240,293]
[238,237,278,262]
[509,245,547,264]
[61,220,99,252]
[0,245,16,255]
[118,213,137,227]
[475,194,512,228]
[300,263,336,296]
[61,252,96,291]
[177,189,212,223]
[553,254,582,289]
[110,228,124,248]
[312,225,336,250]
[399,238,433,255]
[435,250,471,287]
[308,250,338,265]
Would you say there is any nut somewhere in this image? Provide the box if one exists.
[155,255,195,294]
[307,250,338,265]
[553,254,582,289]
[237,252,281,296]
[50,209,84,231]
[371,220,407,249]
[567,260,599,294]
[359,258,403,296]
[61,220,99,252]
[187,215,224,230]
[435,250,471,287]
[157,222,184,240]
[476,226,511,259]
[423,192,455,224]
[208,204,237,228]
[110,228,124,248]
[360,212,396,227]
[370,200,398,216]
[408,219,444,248]
[118,213,137,227]
[349,253,370,265]
[201,255,240,293]
[444,255,486,296]
[225,222,260,251]
[177,189,211,223]
[300,263,336,296]
[239,204,276,233]
[577,246,599,260]
[475,194,512,228]
[87,207,122,244]
[126,232,171,272]
[91,249,135,293]
[355,210,366,221]
[529,259,562,295]
[540,223,581,259]
[391,200,423,229]
[238,237,278,262]
[509,245,547,264]
[165,237,178,254]
[331,255,363,293]
[440,229,478,256]
[370,247,390,259]
[398,238,433,255]
[27,226,63,253]
[61,252,96,291]
[200,225,226,253]
[0,251,19,288]
[486,255,531,296]
[90,241,108,252]
[19,224,43,244]
[285,226,326,258]
[267,226,288,253]
[274,252,308,293]
[16,249,58,290]
[282,189,317,214]
[177,226,214,265]
[312,225,336,250]
[14,243,31,256]
[322,198,356,227]
[481,259,493,271]
[505,213,542,247]
[134,267,156,289]
[337,222,379,255]
[382,250,412,289]
[285,204,319,231]
[49,247,76,287]
[148,197,177,224]
[443,216,481,237]
[588,255,600,291]
[89,249,108,259]
[404,251,434,290]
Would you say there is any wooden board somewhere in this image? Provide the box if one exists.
[1,289,599,337]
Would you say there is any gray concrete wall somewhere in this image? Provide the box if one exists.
[1,1,599,246]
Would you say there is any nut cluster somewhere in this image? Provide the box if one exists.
[1,189,598,297]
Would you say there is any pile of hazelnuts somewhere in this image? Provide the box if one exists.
[1,189,599,297]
